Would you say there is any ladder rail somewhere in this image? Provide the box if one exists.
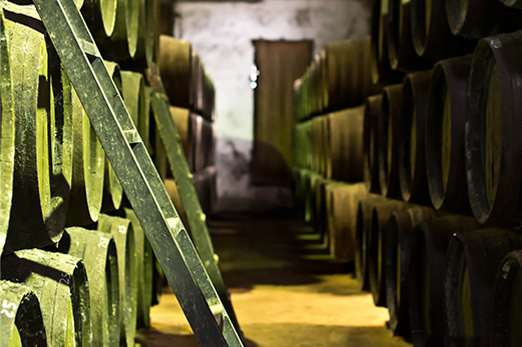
[31,0,243,345]
[147,66,241,331]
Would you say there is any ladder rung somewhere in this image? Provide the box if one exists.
[79,39,98,57]
[122,129,141,146]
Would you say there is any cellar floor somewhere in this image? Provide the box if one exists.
[136,214,411,346]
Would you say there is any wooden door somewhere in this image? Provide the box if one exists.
[251,40,312,186]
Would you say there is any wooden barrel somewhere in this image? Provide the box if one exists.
[0,7,15,255]
[0,281,46,345]
[410,0,474,59]
[121,71,150,155]
[312,178,334,242]
[169,106,191,161]
[500,0,522,9]
[363,95,382,195]
[408,215,479,346]
[3,4,71,252]
[101,61,124,213]
[370,0,404,84]
[493,249,522,346]
[445,228,522,346]
[124,208,154,329]
[378,84,403,199]
[98,215,138,347]
[129,0,157,68]
[326,36,378,111]
[310,54,323,116]
[310,116,326,176]
[294,169,311,218]
[202,120,215,168]
[426,55,472,214]
[66,227,120,346]
[202,72,215,122]
[304,171,322,223]
[91,0,139,61]
[192,53,205,114]
[193,166,216,215]
[368,200,410,307]
[66,79,106,226]
[387,0,433,71]
[385,206,439,338]
[466,32,522,226]
[445,0,522,39]
[326,183,367,261]
[164,178,189,233]
[397,70,431,204]
[81,0,117,39]
[327,106,364,182]
[1,249,92,346]
[158,35,192,109]
[295,123,305,170]
[354,195,386,291]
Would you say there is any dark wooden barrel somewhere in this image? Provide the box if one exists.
[364,95,383,194]
[313,178,338,246]
[326,183,367,261]
[327,106,364,182]
[355,195,386,291]
[444,0,522,39]
[385,206,440,338]
[311,116,327,176]
[378,84,403,199]
[4,4,72,252]
[165,178,189,233]
[371,0,403,84]
[326,37,377,111]
[66,76,106,226]
[304,171,322,223]
[0,6,15,255]
[101,61,124,213]
[98,215,138,347]
[124,208,154,329]
[426,55,473,214]
[129,0,157,68]
[81,0,117,41]
[410,0,474,59]
[202,72,215,122]
[397,70,431,204]
[500,0,522,9]
[493,249,522,346]
[66,227,120,346]
[1,249,92,346]
[92,0,139,61]
[0,281,46,346]
[408,215,479,346]
[122,70,150,155]
[368,200,410,307]
[466,31,522,226]
[387,0,433,71]
[158,35,192,109]
[445,228,522,346]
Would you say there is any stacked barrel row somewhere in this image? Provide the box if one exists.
[158,34,216,216]
[294,0,522,345]
[0,1,172,345]
[292,35,381,261]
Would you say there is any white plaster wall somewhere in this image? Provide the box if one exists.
[175,0,371,211]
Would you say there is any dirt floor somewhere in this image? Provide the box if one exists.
[137,214,412,346]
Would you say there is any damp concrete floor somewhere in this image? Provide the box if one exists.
[137,215,412,346]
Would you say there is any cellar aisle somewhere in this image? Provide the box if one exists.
[137,215,411,346]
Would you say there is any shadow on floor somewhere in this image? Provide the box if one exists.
[141,213,411,346]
